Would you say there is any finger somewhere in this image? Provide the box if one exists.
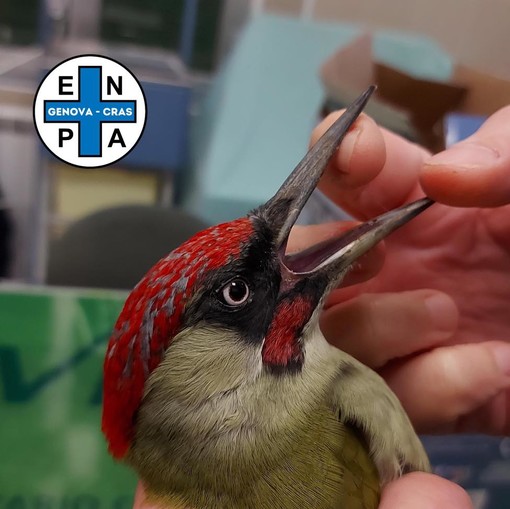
[454,389,510,435]
[421,105,510,207]
[334,129,430,220]
[134,484,150,509]
[382,341,510,434]
[320,290,458,368]
[288,222,359,252]
[311,112,431,219]
[310,111,386,190]
[450,390,510,436]
[288,223,385,286]
[380,472,473,509]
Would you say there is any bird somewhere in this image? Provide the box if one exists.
[102,86,432,509]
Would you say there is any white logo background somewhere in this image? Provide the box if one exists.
[33,55,146,168]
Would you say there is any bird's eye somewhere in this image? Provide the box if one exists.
[220,278,250,307]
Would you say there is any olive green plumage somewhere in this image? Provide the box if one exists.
[127,327,430,509]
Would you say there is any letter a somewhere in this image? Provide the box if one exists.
[108,129,126,147]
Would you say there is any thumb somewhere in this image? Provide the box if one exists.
[133,483,184,509]
[380,472,473,509]
[421,105,510,207]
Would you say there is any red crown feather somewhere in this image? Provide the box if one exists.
[102,218,254,458]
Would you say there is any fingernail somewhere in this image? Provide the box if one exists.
[425,143,500,169]
[337,127,361,173]
[491,344,510,377]
[425,294,458,337]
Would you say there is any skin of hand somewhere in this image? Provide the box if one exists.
[131,107,510,509]
[309,108,510,437]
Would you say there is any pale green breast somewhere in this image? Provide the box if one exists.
[247,404,380,509]
[145,404,381,509]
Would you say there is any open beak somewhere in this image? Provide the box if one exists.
[259,86,434,283]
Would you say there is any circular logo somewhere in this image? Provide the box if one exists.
[33,54,147,168]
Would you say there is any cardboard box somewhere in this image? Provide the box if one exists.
[453,65,510,116]
[320,34,510,152]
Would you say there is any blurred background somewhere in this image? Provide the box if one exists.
[0,1,509,508]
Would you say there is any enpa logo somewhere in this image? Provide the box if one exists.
[33,54,147,168]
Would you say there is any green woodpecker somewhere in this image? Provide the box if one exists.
[102,87,431,509]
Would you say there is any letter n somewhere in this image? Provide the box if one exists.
[106,76,122,95]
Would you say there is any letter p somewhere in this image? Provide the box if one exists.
[58,128,73,147]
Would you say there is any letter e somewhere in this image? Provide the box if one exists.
[59,76,73,95]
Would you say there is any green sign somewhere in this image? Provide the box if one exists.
[0,286,136,509]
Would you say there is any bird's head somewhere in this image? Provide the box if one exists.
[102,87,432,461]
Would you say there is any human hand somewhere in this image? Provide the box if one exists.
[296,107,510,436]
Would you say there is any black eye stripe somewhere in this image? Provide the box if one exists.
[183,218,280,344]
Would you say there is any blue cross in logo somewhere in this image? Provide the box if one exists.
[43,66,136,157]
